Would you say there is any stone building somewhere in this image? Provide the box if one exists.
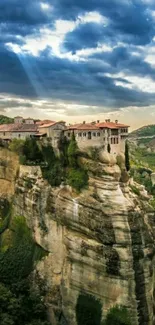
[64,119,129,154]
[38,121,66,148]
[0,123,38,140]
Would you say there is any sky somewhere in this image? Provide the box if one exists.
[1,1,155,129]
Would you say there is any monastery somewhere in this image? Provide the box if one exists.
[0,116,129,154]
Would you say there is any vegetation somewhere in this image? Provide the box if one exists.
[130,124,155,138]
[76,294,102,325]
[67,168,88,192]
[0,115,13,124]
[9,135,88,192]
[103,305,132,325]
[125,141,130,171]
[107,143,111,153]
[129,184,140,196]
[67,133,79,167]
[0,213,50,325]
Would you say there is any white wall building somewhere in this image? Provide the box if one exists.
[64,120,129,154]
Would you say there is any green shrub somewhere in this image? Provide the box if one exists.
[103,305,132,325]
[68,168,88,191]
[125,141,130,172]
[107,143,111,153]
[9,138,25,155]
[0,216,46,284]
[67,133,79,167]
[130,184,140,196]
[42,161,63,187]
[23,138,43,163]
[76,293,102,325]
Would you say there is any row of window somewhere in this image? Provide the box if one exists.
[121,128,128,133]
[67,132,101,137]
[111,137,119,144]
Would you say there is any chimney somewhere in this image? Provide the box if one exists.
[105,119,110,123]
[115,119,118,124]
[83,121,86,124]
[91,121,96,125]
[97,120,100,123]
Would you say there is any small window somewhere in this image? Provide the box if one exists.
[83,132,86,137]
[78,133,82,137]
[68,132,71,137]
[18,134,21,138]
[93,132,96,137]
[3,132,5,136]
[97,132,100,137]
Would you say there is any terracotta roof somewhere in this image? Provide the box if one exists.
[39,122,57,128]
[36,120,55,126]
[96,122,130,129]
[67,123,100,131]
[0,123,38,132]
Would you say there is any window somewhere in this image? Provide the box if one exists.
[93,132,96,137]
[111,129,118,136]
[88,132,92,139]
[78,133,82,137]
[18,134,21,138]
[83,132,87,137]
[68,132,71,137]
[3,132,5,136]
[97,132,100,137]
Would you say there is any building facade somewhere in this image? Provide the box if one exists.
[0,116,129,154]
[64,120,129,154]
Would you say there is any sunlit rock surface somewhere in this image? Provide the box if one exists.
[1,148,155,325]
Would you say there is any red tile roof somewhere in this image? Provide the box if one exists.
[39,122,57,128]
[67,123,100,130]
[95,122,129,129]
[36,120,55,125]
[0,123,38,132]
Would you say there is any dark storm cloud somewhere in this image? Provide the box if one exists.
[0,0,155,112]
[0,0,51,25]
[0,44,37,97]
[1,48,154,109]
[55,0,154,45]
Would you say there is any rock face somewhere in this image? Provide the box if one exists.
[0,148,19,198]
[4,149,154,325]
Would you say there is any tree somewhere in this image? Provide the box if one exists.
[68,168,88,192]
[103,305,132,325]
[58,134,69,167]
[125,141,130,172]
[107,143,111,153]
[67,133,78,167]
[9,139,24,155]
[76,294,102,325]
[23,138,43,163]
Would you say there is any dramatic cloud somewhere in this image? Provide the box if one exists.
[0,0,155,127]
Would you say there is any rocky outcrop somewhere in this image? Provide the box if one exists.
[10,150,155,325]
[0,148,19,198]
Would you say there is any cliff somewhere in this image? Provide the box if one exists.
[0,147,155,325]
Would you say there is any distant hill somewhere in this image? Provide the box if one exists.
[0,115,13,124]
[130,125,155,138]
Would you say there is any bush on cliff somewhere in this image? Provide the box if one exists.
[125,141,130,172]
[67,168,88,192]
[103,305,132,325]
[67,133,79,167]
[76,293,102,325]
[0,215,50,325]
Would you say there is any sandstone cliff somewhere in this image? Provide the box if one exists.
[0,147,155,325]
